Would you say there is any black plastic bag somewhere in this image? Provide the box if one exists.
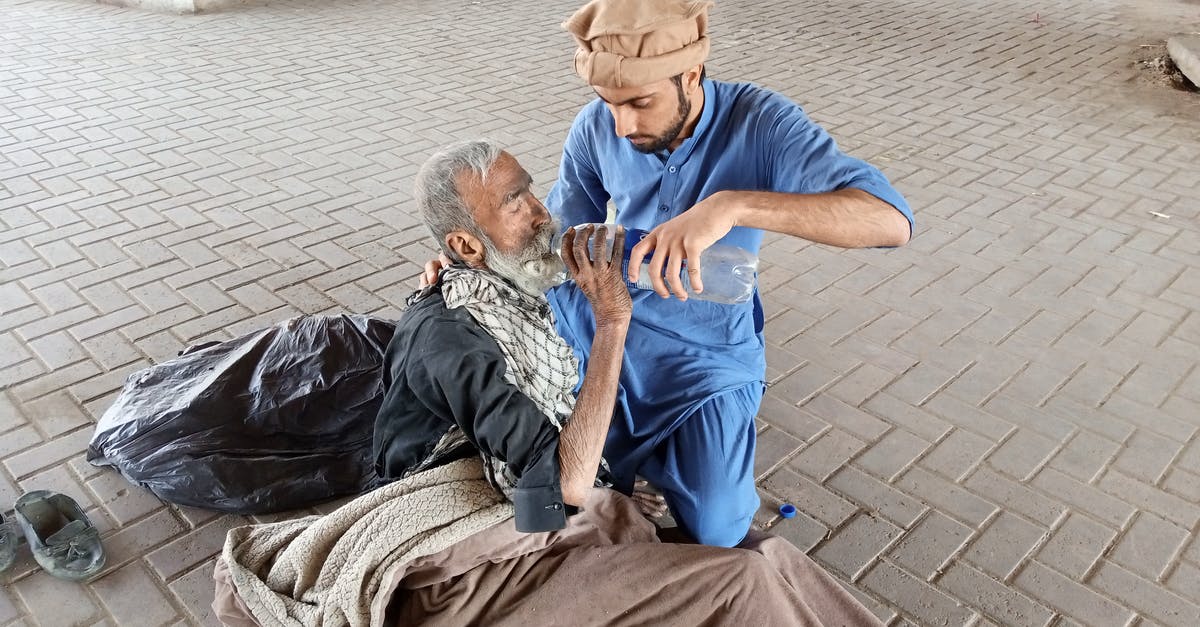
[87,314,395,514]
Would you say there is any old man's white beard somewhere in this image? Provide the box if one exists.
[482,222,567,297]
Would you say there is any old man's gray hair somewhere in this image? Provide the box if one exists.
[414,139,503,260]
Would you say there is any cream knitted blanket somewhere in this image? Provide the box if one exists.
[219,458,513,627]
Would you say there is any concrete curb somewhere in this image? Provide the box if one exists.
[92,0,254,14]
[1166,35,1200,88]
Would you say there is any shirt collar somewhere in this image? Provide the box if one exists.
[667,78,716,163]
[692,78,717,142]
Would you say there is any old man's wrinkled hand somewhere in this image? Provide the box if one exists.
[562,224,632,327]
[417,252,455,289]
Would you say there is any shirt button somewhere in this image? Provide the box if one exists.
[550,502,563,510]
[659,204,668,212]
[668,166,677,173]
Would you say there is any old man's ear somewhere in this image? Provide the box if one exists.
[444,230,485,267]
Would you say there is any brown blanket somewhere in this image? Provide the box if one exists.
[214,467,881,626]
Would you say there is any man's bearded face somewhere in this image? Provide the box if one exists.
[480,217,566,296]
[626,80,691,154]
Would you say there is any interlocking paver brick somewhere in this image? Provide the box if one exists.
[853,428,931,482]
[963,512,1048,581]
[13,304,97,341]
[827,466,927,528]
[824,363,896,408]
[101,508,188,576]
[69,304,152,342]
[146,516,250,581]
[1090,561,1200,627]
[1166,561,1200,603]
[936,562,1054,627]
[1049,429,1124,483]
[758,392,831,442]
[766,508,829,553]
[833,576,897,625]
[1036,513,1118,581]
[69,363,147,407]
[11,360,103,405]
[764,340,805,381]
[0,589,18,623]
[1162,468,1200,502]
[888,511,972,580]
[129,280,189,314]
[168,560,222,627]
[923,393,1014,441]
[942,351,1027,406]
[17,463,95,512]
[173,504,222,531]
[1101,394,1198,443]
[1059,363,1131,408]
[1160,395,1200,429]
[762,466,856,528]
[0,425,42,461]
[2,426,92,479]
[1042,396,1137,444]
[0,392,27,432]
[1109,512,1190,582]
[30,280,86,313]
[921,428,995,482]
[1014,561,1136,627]
[0,472,20,513]
[87,469,167,526]
[92,562,181,626]
[327,282,388,313]
[882,361,963,406]
[861,561,973,626]
[79,331,143,371]
[788,428,866,482]
[78,280,141,315]
[754,427,804,479]
[862,392,953,442]
[22,389,92,437]
[13,571,104,627]
[171,305,256,343]
[987,428,1059,481]
[813,513,902,581]
[1032,468,1138,528]
[801,392,890,441]
[897,467,998,528]
[1115,363,1186,409]
[1098,470,1200,530]
[835,334,919,375]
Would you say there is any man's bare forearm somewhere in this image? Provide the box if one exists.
[727,188,910,248]
[558,320,628,506]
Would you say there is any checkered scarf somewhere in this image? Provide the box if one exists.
[438,267,580,495]
[440,267,579,429]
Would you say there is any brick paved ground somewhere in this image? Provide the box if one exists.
[2,0,1199,624]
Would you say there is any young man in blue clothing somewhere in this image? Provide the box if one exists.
[421,0,912,547]
[548,0,914,547]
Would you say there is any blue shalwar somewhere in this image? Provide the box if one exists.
[546,79,913,546]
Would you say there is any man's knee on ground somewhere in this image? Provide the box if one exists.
[683,508,754,547]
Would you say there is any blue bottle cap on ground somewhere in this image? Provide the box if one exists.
[779,504,797,518]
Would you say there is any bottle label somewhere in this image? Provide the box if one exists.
[619,228,650,283]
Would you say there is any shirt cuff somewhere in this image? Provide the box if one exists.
[512,484,571,533]
[849,179,914,235]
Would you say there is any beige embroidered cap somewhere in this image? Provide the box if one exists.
[563,0,713,88]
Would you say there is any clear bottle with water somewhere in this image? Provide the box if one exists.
[554,223,758,305]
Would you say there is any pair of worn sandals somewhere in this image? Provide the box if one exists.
[0,490,105,581]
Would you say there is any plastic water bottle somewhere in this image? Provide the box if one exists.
[554,223,758,305]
